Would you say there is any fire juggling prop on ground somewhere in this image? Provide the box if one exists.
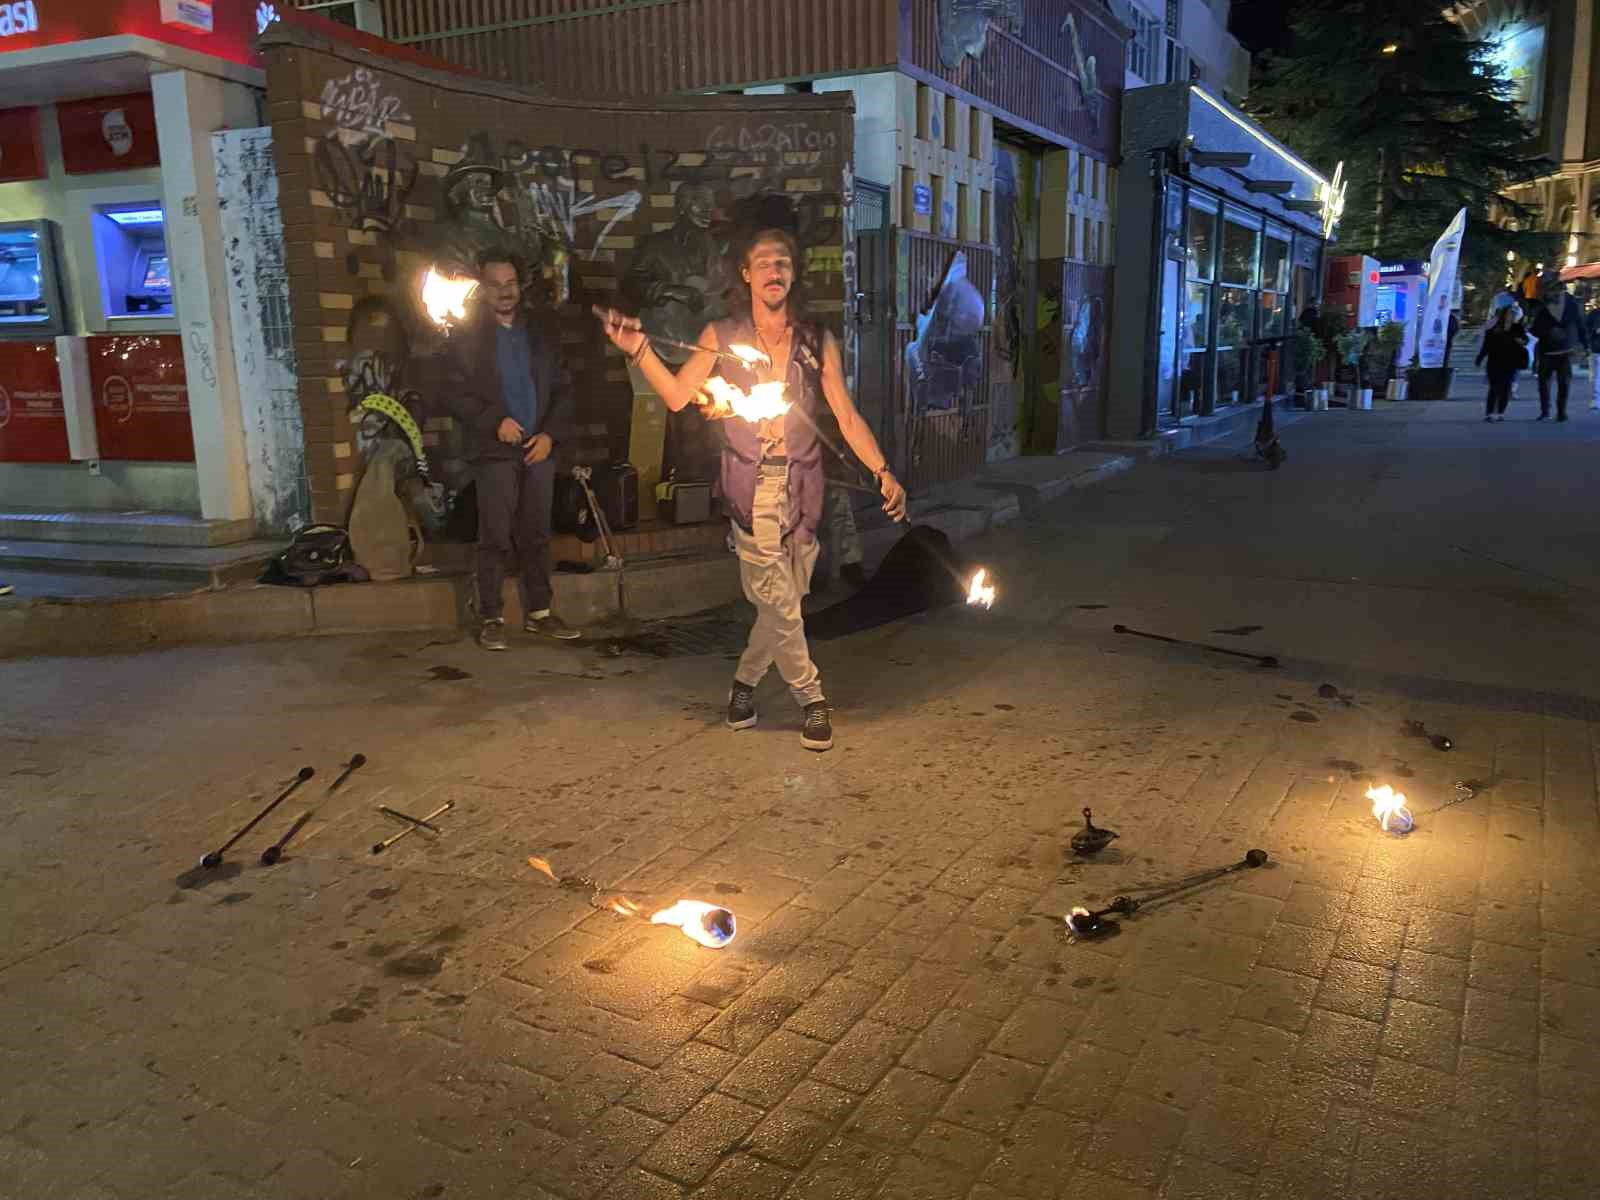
[966,568,996,610]
[528,857,736,949]
[1366,784,1415,834]
[1066,849,1269,940]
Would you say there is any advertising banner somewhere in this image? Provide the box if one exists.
[58,92,160,174]
[87,333,194,461]
[1418,207,1466,370]
[0,338,69,461]
[0,105,44,182]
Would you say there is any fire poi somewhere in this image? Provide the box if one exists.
[528,856,737,949]
[421,267,478,327]
[1066,849,1269,939]
[1366,784,1414,834]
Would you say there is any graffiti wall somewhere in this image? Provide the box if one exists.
[257,23,853,529]
[215,127,307,534]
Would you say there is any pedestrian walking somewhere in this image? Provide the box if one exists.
[442,250,581,650]
[1528,271,1588,422]
[597,227,906,751]
[1475,306,1527,422]
[1586,300,1600,411]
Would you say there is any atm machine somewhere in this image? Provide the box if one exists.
[1374,260,1428,368]
[91,204,174,320]
[0,219,72,463]
[0,219,68,335]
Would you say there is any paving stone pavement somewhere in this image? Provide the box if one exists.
[3,401,1599,1200]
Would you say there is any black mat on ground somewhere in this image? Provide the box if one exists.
[805,524,971,640]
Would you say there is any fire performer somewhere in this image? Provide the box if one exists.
[597,228,907,751]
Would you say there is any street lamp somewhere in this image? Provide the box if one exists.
[1381,42,1399,55]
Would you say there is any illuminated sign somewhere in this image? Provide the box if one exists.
[257,3,279,35]
[160,0,214,35]
[1318,160,1347,238]
[0,2,39,38]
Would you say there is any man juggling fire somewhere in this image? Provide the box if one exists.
[597,226,906,752]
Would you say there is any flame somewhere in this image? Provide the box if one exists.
[966,568,996,609]
[703,376,791,422]
[527,855,559,883]
[421,268,478,326]
[727,342,773,367]
[650,900,737,948]
[1366,784,1413,832]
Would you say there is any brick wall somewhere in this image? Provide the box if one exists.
[258,23,853,528]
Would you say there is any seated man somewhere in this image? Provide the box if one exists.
[441,250,580,648]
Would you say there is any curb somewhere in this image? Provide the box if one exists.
[0,455,1138,659]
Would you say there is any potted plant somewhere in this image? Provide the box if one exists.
[1291,324,1325,406]
[1335,327,1369,407]
[1373,320,1406,397]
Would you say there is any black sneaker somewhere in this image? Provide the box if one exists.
[1557,413,1569,422]
[478,618,508,651]
[525,613,581,640]
[727,682,757,730]
[801,702,833,752]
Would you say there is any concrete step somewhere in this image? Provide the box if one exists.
[0,509,257,547]
[0,538,285,589]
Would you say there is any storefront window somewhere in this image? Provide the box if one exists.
[1259,289,1286,338]
[1262,233,1290,294]
[1220,217,1260,288]
[1184,282,1211,351]
[1216,348,1246,407]
[1217,286,1251,349]
[1187,200,1216,281]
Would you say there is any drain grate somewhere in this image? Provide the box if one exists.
[612,614,748,658]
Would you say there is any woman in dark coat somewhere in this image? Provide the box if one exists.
[1476,306,1528,422]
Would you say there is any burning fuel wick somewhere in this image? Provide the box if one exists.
[1366,785,1415,834]
[528,858,736,947]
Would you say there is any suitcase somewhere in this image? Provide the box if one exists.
[593,462,639,531]
[654,475,713,525]
[553,463,639,539]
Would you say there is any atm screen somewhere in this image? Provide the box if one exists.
[142,254,171,293]
[0,232,42,305]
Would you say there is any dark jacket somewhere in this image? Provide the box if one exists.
[439,308,575,463]
[1528,295,1588,358]
[1476,322,1528,374]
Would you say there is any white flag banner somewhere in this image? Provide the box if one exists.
[1417,207,1467,368]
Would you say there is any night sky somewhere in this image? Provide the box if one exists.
[1229,0,1293,55]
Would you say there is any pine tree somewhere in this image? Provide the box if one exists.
[1246,0,1558,293]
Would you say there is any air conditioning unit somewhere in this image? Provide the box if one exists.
[295,0,382,35]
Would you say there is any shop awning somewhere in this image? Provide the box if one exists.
[1559,262,1600,281]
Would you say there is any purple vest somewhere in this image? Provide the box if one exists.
[713,317,826,542]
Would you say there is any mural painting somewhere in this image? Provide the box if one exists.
[261,26,852,541]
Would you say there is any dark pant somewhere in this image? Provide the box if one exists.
[475,457,555,619]
[1537,354,1573,417]
[1486,368,1516,415]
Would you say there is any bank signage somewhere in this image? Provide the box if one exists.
[0,2,39,38]
[159,0,213,34]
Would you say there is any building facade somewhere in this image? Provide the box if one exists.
[366,0,1128,486]
[1108,83,1337,439]
[1118,0,1251,103]
[1452,0,1600,277]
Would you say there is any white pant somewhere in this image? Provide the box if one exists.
[733,468,823,706]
